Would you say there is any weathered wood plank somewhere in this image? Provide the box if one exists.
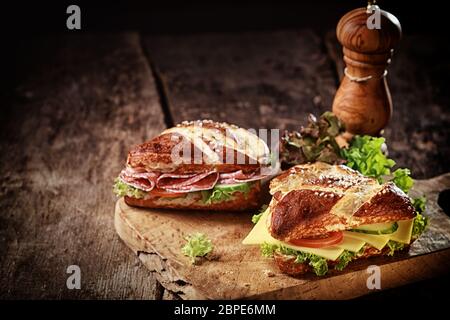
[0,33,166,299]
[143,30,338,131]
[325,32,450,179]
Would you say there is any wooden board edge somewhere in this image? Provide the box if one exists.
[138,252,208,300]
[114,199,208,299]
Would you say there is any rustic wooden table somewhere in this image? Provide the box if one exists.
[1,30,449,299]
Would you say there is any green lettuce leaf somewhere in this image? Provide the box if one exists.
[410,196,428,239]
[113,178,146,199]
[341,135,395,182]
[412,196,426,214]
[341,135,419,194]
[260,242,278,257]
[307,254,328,276]
[201,182,251,204]
[386,240,405,256]
[260,243,329,276]
[181,233,213,264]
[412,213,428,239]
[335,250,356,271]
[392,168,414,193]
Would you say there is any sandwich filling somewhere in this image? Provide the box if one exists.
[113,169,262,204]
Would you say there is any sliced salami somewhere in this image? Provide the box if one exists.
[157,171,219,192]
[218,169,268,184]
[119,167,159,192]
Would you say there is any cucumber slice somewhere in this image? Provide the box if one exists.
[351,222,398,235]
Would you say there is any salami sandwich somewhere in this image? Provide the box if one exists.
[114,120,276,210]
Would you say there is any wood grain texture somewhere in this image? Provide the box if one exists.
[0,33,166,299]
[143,30,337,131]
[115,174,450,300]
[326,34,450,179]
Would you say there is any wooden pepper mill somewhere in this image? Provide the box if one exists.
[332,1,402,136]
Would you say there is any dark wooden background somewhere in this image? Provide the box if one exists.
[1,0,449,299]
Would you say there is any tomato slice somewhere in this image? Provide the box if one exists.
[149,188,186,198]
[288,232,343,248]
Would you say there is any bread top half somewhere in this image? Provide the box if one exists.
[126,120,271,173]
[268,162,416,241]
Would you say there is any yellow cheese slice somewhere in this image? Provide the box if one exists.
[388,218,414,244]
[336,236,365,252]
[243,209,347,261]
[344,218,414,249]
[242,209,273,245]
[343,231,390,250]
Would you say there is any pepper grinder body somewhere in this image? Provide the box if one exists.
[332,6,401,136]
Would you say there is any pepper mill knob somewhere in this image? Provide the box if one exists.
[332,3,402,136]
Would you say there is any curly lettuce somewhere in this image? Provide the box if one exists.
[181,233,213,264]
[335,250,356,271]
[341,135,395,182]
[392,168,414,194]
[260,242,329,276]
[386,240,406,256]
[261,242,278,257]
[113,178,146,199]
[410,196,428,239]
[341,135,417,195]
[307,255,328,276]
[201,182,251,204]
[412,196,426,213]
[412,213,429,239]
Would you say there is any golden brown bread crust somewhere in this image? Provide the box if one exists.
[271,189,344,240]
[124,182,261,211]
[274,244,410,276]
[353,183,414,219]
[270,162,374,192]
[127,133,177,169]
[126,120,269,173]
[268,163,415,241]
[128,133,261,173]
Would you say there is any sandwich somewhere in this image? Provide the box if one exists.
[243,162,428,276]
[114,120,275,210]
